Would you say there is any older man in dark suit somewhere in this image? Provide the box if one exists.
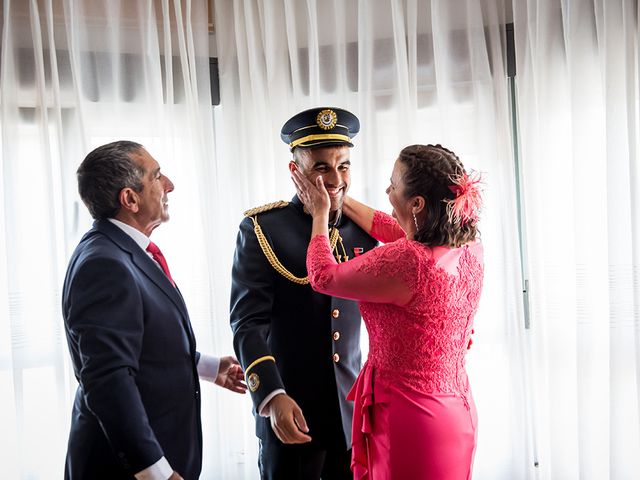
[62,141,246,480]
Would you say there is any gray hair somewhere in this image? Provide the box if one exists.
[77,140,145,220]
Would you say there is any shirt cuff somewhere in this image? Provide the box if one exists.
[258,389,286,417]
[197,354,221,383]
[135,456,173,480]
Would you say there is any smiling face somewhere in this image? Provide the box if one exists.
[292,145,351,213]
[129,148,175,236]
[386,158,419,236]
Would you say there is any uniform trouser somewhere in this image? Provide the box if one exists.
[258,437,352,480]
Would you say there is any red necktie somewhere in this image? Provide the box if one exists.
[146,241,176,287]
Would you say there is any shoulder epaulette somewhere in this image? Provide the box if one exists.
[244,201,289,218]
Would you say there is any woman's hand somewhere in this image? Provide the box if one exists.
[291,168,330,219]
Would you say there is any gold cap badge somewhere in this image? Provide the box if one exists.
[316,109,337,130]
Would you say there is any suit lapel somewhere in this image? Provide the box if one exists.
[94,220,194,344]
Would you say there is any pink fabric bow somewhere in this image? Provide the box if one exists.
[347,362,375,479]
[447,171,483,226]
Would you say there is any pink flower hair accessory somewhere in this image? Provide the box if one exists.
[446,171,483,226]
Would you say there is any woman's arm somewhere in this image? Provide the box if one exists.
[306,235,414,305]
[344,197,406,243]
[342,196,375,234]
[291,169,415,305]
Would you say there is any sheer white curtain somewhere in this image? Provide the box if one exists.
[0,1,242,478]
[214,0,532,478]
[8,0,636,478]
[514,0,640,478]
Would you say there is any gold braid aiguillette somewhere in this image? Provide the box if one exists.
[246,202,342,284]
[337,235,349,262]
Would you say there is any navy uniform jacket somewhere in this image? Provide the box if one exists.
[230,196,377,448]
[62,220,202,480]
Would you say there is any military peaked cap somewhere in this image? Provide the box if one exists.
[280,107,360,151]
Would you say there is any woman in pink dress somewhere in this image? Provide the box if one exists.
[292,144,484,479]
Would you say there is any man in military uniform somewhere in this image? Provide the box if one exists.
[230,107,377,479]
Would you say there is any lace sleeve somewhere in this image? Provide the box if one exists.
[306,235,416,305]
[369,210,406,243]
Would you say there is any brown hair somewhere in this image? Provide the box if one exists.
[398,144,480,248]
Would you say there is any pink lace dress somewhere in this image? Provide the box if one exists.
[307,211,484,480]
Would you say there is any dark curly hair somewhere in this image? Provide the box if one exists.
[77,140,145,220]
[398,144,480,248]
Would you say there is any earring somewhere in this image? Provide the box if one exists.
[413,212,419,231]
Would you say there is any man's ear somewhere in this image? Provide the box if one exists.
[288,161,298,174]
[412,196,426,215]
[118,187,140,214]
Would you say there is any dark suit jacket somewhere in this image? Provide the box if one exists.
[230,196,377,449]
[62,219,202,480]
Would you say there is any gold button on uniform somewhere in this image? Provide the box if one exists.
[332,309,340,318]
[332,331,341,341]
[333,353,340,363]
